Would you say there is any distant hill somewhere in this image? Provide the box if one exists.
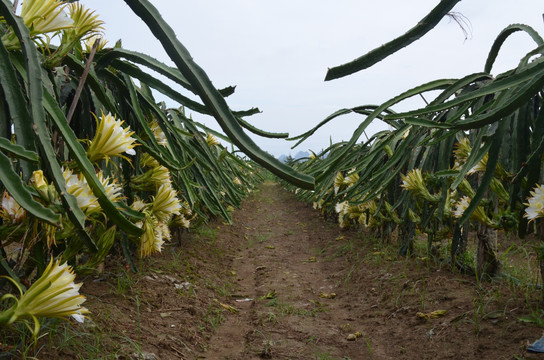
[278,154,288,163]
[294,151,310,160]
[277,151,310,163]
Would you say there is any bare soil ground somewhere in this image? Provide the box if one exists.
[10,181,544,359]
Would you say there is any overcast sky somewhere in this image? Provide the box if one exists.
[81,1,543,157]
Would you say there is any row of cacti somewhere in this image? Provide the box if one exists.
[292,128,542,276]
[0,0,281,339]
[284,7,544,283]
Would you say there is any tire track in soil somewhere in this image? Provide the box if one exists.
[199,182,374,359]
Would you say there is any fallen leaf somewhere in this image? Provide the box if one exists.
[213,299,239,314]
[260,290,277,300]
[416,309,447,319]
[319,292,337,299]
[346,332,363,341]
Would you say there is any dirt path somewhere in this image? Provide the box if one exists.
[201,182,370,359]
